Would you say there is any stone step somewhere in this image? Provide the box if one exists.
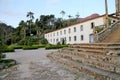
[52,52,120,74]
[70,45,120,51]
[47,53,120,80]
[64,47,120,56]
[70,43,120,47]
[59,50,120,65]
[66,48,105,55]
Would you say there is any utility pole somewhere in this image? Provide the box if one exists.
[105,0,109,27]
[116,0,120,17]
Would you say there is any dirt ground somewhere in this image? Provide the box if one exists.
[2,48,93,80]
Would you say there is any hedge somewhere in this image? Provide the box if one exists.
[45,45,68,50]
[5,46,15,52]
[10,45,23,49]
[32,44,45,48]
[22,46,39,50]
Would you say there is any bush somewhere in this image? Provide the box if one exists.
[22,46,39,50]
[0,53,6,59]
[45,44,68,50]
[9,45,23,49]
[95,26,104,33]
[18,38,29,45]
[32,44,45,48]
[0,43,6,53]
[0,43,6,60]
[5,46,15,52]
[0,59,16,68]
[40,38,48,44]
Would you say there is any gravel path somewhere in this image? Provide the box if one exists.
[2,48,93,80]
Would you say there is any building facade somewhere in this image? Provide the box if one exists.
[44,14,117,44]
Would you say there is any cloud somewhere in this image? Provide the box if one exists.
[0,10,25,18]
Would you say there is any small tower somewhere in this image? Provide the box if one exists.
[116,0,120,16]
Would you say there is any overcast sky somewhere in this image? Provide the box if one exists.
[0,0,115,28]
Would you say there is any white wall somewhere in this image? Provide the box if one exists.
[45,17,105,44]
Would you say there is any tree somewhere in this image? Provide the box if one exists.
[54,18,63,29]
[19,20,26,39]
[68,15,72,19]
[75,12,80,18]
[0,42,6,60]
[26,11,34,35]
[75,12,80,23]
[60,10,65,18]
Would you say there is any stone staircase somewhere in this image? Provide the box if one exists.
[95,20,120,43]
[101,25,120,43]
[47,43,120,80]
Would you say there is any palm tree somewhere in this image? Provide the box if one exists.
[116,0,120,16]
[75,12,80,18]
[75,12,80,23]
[68,15,72,19]
[67,15,72,26]
[60,10,65,19]
[19,20,26,39]
[26,11,34,35]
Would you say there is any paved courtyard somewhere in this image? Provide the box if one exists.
[2,48,93,80]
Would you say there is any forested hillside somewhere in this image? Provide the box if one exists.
[0,22,14,45]
[0,11,80,45]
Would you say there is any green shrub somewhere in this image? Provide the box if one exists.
[0,43,6,60]
[40,38,48,44]
[61,45,69,47]
[0,43,6,53]
[45,45,68,50]
[0,59,16,63]
[95,26,104,33]
[22,46,38,50]
[9,45,23,49]
[5,46,14,52]
[0,59,16,68]
[32,44,45,48]
[0,53,6,59]
[18,38,29,45]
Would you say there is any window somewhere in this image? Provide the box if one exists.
[60,31,62,35]
[81,35,84,41]
[74,36,77,41]
[68,28,71,33]
[91,22,95,29]
[51,39,52,42]
[53,33,55,36]
[74,27,76,32]
[48,34,49,37]
[57,32,59,36]
[69,37,71,41]
[64,30,66,34]
[56,38,58,42]
[80,25,83,31]
[113,20,116,23]
[64,37,66,41]
[45,35,47,38]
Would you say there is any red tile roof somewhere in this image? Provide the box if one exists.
[78,13,100,23]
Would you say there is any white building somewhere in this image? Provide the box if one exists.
[44,14,117,44]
